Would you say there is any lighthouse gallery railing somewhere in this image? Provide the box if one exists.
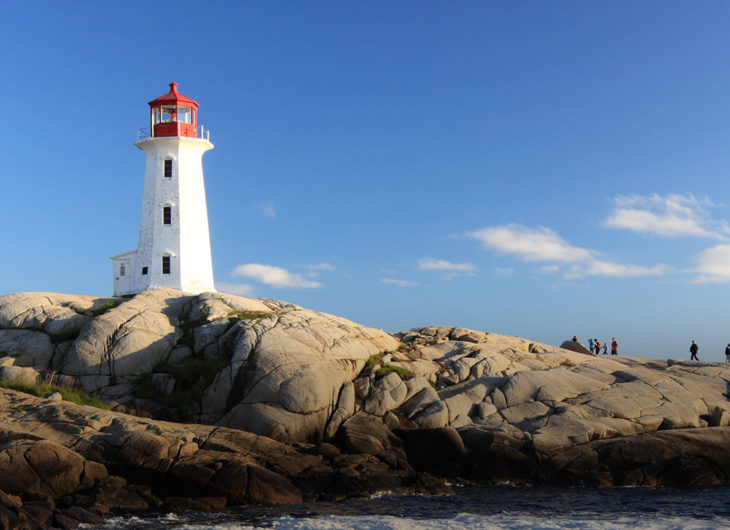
[136,126,211,142]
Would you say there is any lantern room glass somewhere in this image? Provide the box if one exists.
[177,106,192,124]
[152,106,194,125]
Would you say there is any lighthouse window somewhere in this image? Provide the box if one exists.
[120,264,126,276]
[163,206,172,225]
[164,159,173,178]
[142,267,148,275]
[161,106,176,123]
[162,256,171,275]
[177,106,192,124]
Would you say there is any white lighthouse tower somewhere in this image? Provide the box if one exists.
[111,82,216,296]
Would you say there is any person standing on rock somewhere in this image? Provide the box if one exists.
[611,338,618,356]
[588,338,594,352]
[690,340,699,361]
[602,342,608,355]
[725,344,730,363]
[594,340,601,355]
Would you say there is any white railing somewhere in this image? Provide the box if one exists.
[137,127,151,141]
[136,125,211,142]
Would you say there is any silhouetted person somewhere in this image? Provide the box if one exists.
[725,344,730,364]
[690,340,699,361]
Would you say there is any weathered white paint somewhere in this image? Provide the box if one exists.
[111,135,216,296]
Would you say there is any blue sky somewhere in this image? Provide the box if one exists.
[2,1,730,360]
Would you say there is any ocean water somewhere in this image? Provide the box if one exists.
[87,486,730,529]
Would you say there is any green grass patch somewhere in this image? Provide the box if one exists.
[362,352,385,375]
[227,310,272,322]
[72,300,123,317]
[133,356,228,415]
[89,300,122,316]
[375,364,414,381]
[0,381,110,409]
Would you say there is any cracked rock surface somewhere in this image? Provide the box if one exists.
[0,388,446,525]
[2,290,730,521]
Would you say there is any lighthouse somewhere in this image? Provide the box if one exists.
[111,82,216,296]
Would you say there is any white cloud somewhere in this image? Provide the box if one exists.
[468,222,670,281]
[381,278,417,288]
[232,263,321,288]
[494,267,514,277]
[304,262,336,272]
[566,261,671,279]
[258,201,276,219]
[693,244,730,283]
[216,282,255,297]
[604,193,727,239]
[418,257,476,273]
[466,224,595,263]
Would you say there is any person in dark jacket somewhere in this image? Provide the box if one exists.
[690,340,699,361]
[725,344,730,364]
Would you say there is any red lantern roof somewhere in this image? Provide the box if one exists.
[147,82,201,138]
[148,82,199,110]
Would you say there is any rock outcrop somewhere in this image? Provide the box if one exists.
[2,290,730,524]
[0,387,446,527]
[0,290,399,443]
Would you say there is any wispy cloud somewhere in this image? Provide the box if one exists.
[604,193,727,239]
[418,257,476,274]
[494,267,514,277]
[381,278,418,288]
[216,282,255,297]
[257,201,276,219]
[303,262,336,272]
[466,224,595,263]
[232,263,321,288]
[565,261,672,280]
[693,244,730,283]
[467,223,670,280]
[297,262,336,278]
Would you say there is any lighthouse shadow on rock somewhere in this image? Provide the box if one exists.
[111,82,216,296]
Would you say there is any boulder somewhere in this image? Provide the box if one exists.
[218,308,399,441]
[0,439,106,499]
[413,400,449,428]
[0,366,39,385]
[325,382,356,439]
[363,373,409,415]
[61,289,188,390]
[559,340,594,355]
[0,330,54,368]
[337,412,394,456]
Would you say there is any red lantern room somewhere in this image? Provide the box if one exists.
[148,82,199,138]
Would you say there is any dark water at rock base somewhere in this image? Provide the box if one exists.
[88,485,730,529]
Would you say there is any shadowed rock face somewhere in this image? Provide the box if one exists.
[0,388,447,520]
